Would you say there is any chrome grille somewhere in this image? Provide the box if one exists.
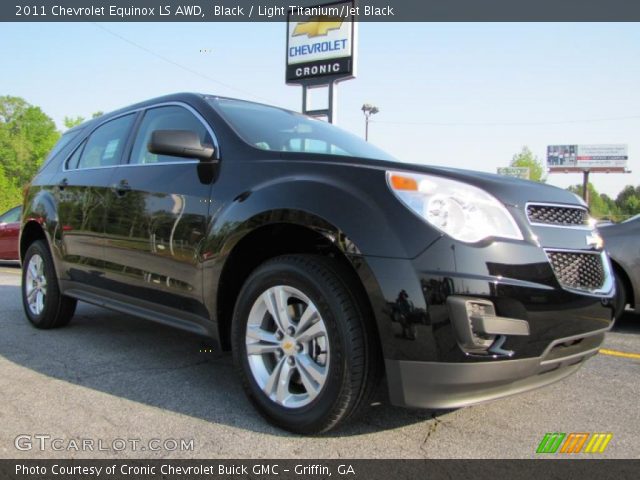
[527,204,588,226]
[546,251,605,291]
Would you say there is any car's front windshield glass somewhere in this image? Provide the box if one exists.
[209,97,395,162]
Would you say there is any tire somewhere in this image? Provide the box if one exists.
[22,239,77,329]
[231,254,381,434]
[612,269,627,321]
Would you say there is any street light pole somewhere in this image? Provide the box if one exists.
[361,103,379,141]
[365,114,369,141]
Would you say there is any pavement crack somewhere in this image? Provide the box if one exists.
[420,414,443,452]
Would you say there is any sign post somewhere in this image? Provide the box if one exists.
[547,144,630,204]
[286,1,357,123]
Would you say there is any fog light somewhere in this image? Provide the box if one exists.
[448,297,496,354]
[447,296,530,357]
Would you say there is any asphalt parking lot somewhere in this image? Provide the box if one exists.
[1,263,638,459]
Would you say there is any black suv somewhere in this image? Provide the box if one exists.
[20,93,615,433]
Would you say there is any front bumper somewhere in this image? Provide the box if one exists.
[385,327,607,409]
[358,233,615,409]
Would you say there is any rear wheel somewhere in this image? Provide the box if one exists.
[22,240,76,329]
[231,254,380,434]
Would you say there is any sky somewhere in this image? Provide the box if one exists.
[1,22,639,197]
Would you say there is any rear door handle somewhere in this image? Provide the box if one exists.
[112,179,131,196]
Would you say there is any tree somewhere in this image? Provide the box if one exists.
[567,183,627,221]
[0,96,60,188]
[510,146,546,182]
[64,116,85,129]
[0,165,22,213]
[64,111,102,130]
[615,185,640,217]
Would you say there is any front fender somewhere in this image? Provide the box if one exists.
[201,173,425,357]
[210,173,420,259]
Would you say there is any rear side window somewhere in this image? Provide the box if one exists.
[69,114,135,170]
[129,106,212,165]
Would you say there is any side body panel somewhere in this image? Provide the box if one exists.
[601,219,640,312]
[100,162,214,322]
[50,168,116,285]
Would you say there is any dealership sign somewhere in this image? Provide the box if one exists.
[286,1,357,84]
[547,144,628,172]
[497,167,530,180]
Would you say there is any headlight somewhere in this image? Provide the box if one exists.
[387,171,523,243]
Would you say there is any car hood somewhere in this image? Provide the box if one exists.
[279,152,585,209]
[353,157,584,208]
[399,164,582,208]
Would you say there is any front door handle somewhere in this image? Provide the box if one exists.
[112,179,131,196]
[58,178,68,190]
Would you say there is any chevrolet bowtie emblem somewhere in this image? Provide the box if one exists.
[586,233,604,249]
[293,18,343,37]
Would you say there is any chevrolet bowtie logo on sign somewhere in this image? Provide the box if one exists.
[293,18,344,38]
[536,432,613,454]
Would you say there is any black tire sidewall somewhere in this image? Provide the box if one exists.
[232,257,357,433]
[22,240,59,328]
[613,270,627,320]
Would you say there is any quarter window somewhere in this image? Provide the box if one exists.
[73,114,136,170]
[65,141,85,170]
[129,106,213,165]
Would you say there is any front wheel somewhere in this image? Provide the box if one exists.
[22,240,77,329]
[612,269,627,321]
[231,254,380,434]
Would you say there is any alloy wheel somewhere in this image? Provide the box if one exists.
[245,285,330,408]
[25,253,47,315]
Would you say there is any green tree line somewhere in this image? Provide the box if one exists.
[509,146,639,221]
[0,96,59,212]
[0,95,102,213]
[567,184,640,221]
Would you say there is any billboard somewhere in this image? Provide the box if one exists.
[547,144,628,172]
[497,167,530,180]
[286,1,357,85]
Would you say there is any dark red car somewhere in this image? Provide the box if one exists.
[0,206,21,261]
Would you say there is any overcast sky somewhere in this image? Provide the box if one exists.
[1,22,638,197]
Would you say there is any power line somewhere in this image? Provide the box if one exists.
[371,115,640,127]
[92,23,273,103]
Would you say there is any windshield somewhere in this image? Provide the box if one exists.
[209,97,395,162]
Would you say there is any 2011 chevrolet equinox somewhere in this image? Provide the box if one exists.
[20,93,615,433]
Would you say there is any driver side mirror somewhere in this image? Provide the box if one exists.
[148,130,216,162]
